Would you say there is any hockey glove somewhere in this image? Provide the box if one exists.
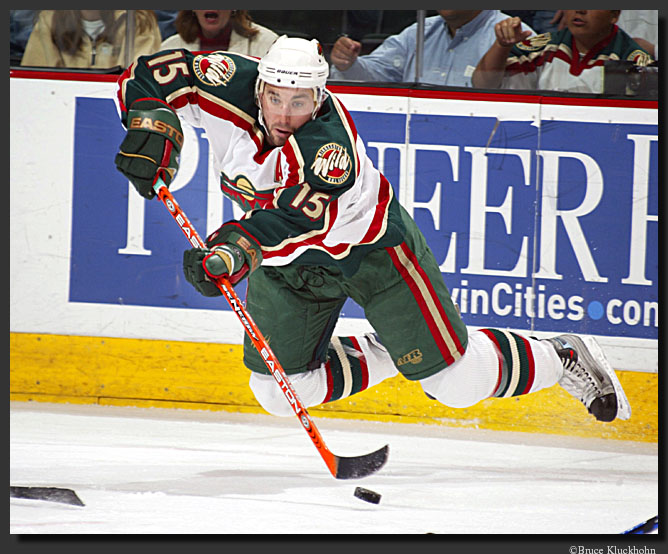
[183,244,249,297]
[115,99,183,199]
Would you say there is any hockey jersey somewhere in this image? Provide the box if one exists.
[501,24,653,93]
[117,49,406,276]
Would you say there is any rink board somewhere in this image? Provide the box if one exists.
[10,73,657,441]
[10,332,658,443]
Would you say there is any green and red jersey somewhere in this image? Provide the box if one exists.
[117,49,406,276]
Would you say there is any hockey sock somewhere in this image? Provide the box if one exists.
[480,329,563,397]
[322,334,399,403]
[419,329,563,408]
[248,333,398,416]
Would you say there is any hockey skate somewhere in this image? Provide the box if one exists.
[547,334,631,422]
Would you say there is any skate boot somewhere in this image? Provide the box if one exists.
[546,334,631,422]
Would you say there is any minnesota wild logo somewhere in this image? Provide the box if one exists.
[516,32,552,51]
[193,52,236,86]
[628,49,653,66]
[310,143,351,185]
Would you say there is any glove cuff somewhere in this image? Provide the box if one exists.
[206,227,263,275]
[202,245,244,279]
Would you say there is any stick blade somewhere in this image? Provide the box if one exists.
[10,486,85,507]
[334,444,389,480]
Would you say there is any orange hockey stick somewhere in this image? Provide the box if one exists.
[152,176,388,479]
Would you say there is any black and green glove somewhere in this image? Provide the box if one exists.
[115,99,183,199]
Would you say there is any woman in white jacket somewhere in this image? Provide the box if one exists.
[160,10,277,57]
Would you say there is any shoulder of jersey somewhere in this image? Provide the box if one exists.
[288,95,358,188]
[191,51,259,111]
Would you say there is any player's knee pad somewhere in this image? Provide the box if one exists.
[419,367,489,408]
[418,331,500,408]
[248,366,327,417]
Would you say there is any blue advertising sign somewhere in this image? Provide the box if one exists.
[70,97,248,310]
[69,96,658,340]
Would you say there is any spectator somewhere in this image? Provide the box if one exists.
[154,10,179,42]
[503,10,566,35]
[20,10,161,69]
[472,10,654,94]
[160,10,278,57]
[329,10,534,87]
[10,10,37,65]
[617,10,658,59]
[531,10,566,34]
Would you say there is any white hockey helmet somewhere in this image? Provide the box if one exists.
[255,35,329,120]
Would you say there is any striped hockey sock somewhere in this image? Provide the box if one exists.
[479,328,538,398]
[419,329,563,409]
[322,334,398,403]
[248,333,398,416]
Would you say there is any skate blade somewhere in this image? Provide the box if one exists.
[581,335,631,420]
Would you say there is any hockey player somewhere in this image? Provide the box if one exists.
[115,36,630,423]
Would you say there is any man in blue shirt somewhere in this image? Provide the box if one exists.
[329,10,534,87]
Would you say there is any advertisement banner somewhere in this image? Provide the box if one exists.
[68,93,658,343]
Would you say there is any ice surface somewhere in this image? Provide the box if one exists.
[10,401,659,543]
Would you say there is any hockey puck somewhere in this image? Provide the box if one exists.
[354,486,381,504]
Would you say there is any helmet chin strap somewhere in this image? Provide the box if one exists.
[254,79,268,135]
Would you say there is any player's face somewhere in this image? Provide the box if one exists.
[260,84,316,147]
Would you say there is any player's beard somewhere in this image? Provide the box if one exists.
[266,124,294,147]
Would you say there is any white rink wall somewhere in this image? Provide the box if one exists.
[10,74,658,373]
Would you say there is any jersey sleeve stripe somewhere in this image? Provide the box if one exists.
[283,137,306,186]
[330,94,360,179]
[322,171,394,257]
[197,88,264,148]
[116,61,140,114]
[356,172,392,244]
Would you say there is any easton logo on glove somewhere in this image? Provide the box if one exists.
[128,113,184,148]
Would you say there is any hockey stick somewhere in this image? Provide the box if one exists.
[151,176,389,479]
[620,515,658,534]
[10,486,85,506]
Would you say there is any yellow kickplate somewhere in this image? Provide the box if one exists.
[10,332,657,442]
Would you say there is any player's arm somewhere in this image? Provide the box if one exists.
[182,176,351,294]
[116,49,198,127]
[114,49,199,198]
[182,148,358,293]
